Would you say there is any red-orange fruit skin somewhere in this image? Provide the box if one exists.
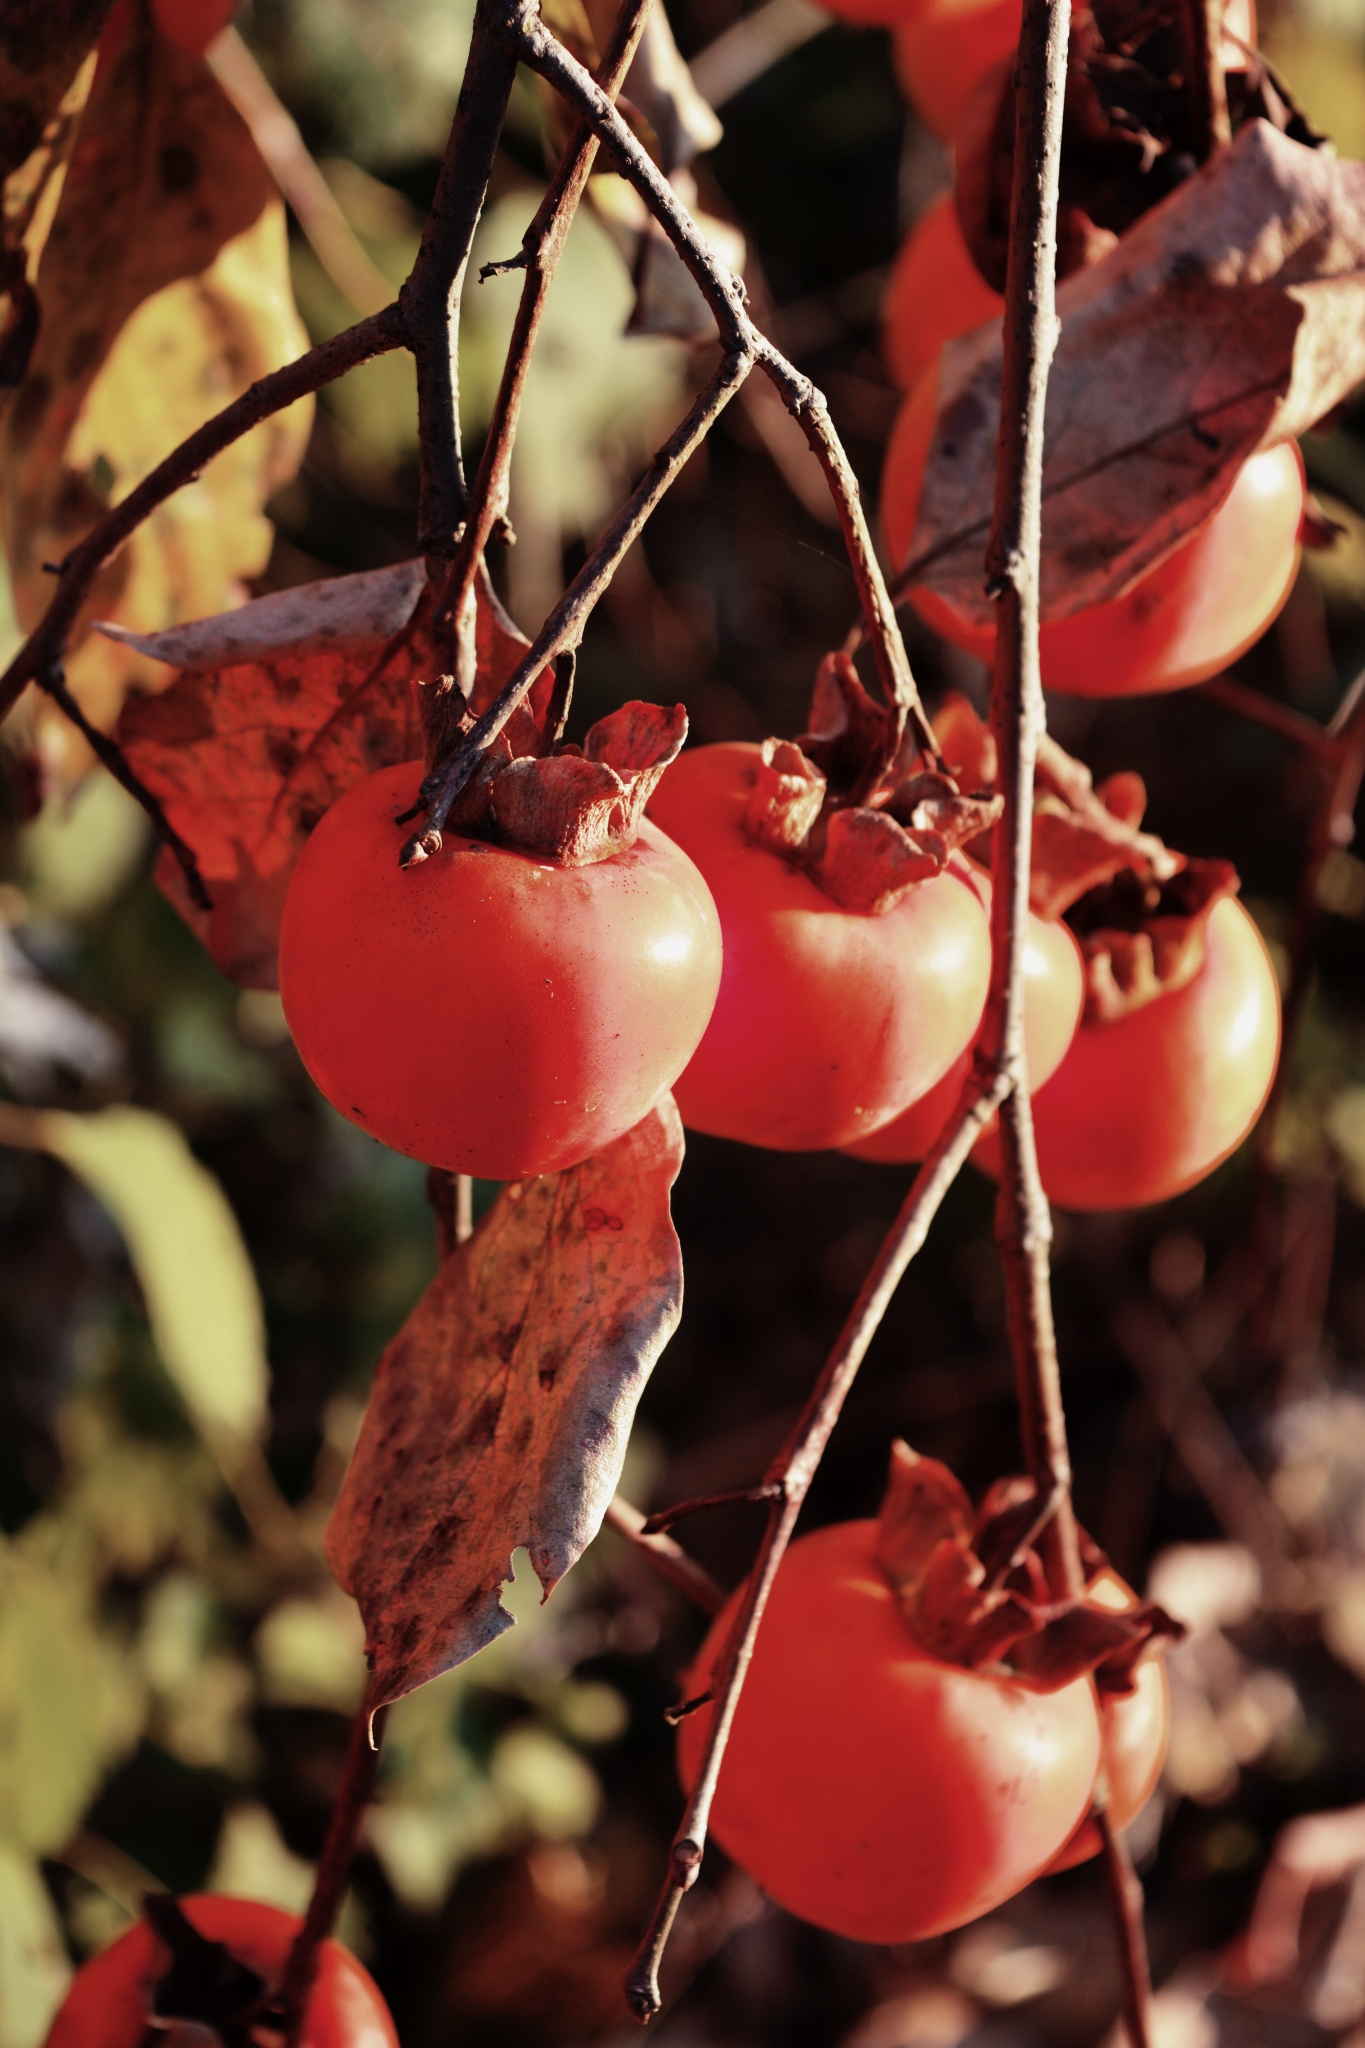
[883,191,1005,390]
[975,896,1281,1210]
[279,761,723,1179]
[1046,1571,1172,1872]
[44,1895,396,2048]
[844,890,1083,1163]
[646,743,992,1151]
[677,1520,1103,1944]
[883,365,1305,698]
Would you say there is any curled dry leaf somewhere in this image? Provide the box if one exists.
[934,693,1232,1020]
[0,2,311,789]
[115,566,538,986]
[901,122,1365,627]
[326,1099,685,1713]
[875,1441,1184,1692]
[438,698,689,867]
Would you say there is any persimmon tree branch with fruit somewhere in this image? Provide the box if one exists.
[15,0,1362,2040]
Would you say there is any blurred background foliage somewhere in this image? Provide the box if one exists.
[4,0,1365,2043]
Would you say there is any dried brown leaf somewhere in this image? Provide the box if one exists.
[325,1100,685,1711]
[904,122,1365,627]
[0,1,310,788]
[115,567,536,986]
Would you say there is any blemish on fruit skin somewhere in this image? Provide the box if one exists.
[583,1206,625,1232]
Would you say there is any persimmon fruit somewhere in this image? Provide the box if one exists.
[677,1519,1103,1942]
[975,896,1280,1210]
[646,742,992,1151]
[280,760,722,1179]
[44,1894,396,2048]
[883,191,1005,390]
[843,893,1083,1163]
[882,362,1305,697]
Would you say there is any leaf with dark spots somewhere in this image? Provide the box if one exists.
[901,123,1365,629]
[113,567,539,987]
[326,1100,685,1712]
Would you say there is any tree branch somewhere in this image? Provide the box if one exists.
[400,0,520,567]
[434,0,658,690]
[981,0,1080,1603]
[622,1072,1011,2019]
[0,306,405,731]
[402,346,754,858]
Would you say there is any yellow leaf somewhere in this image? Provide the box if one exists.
[0,1103,269,1446]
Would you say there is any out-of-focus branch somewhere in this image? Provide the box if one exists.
[604,1495,727,1615]
[207,28,395,317]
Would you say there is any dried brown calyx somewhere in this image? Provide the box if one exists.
[876,1441,1184,1694]
[741,653,1002,915]
[955,0,1324,296]
[934,692,1241,1023]
[412,670,687,867]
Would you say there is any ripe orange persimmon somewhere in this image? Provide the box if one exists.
[883,363,1305,697]
[1046,1570,1172,1871]
[976,896,1280,1209]
[646,742,992,1151]
[883,192,1005,390]
[677,1520,1102,1943]
[280,761,722,1179]
[44,1894,396,2048]
[843,888,1083,1163]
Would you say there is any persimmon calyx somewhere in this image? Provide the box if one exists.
[410,693,688,866]
[874,1440,1184,1693]
[934,690,1245,1020]
[956,0,1326,300]
[741,657,1002,914]
[141,1894,268,2037]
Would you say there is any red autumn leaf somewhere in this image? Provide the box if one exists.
[902,121,1365,629]
[325,1099,685,1713]
[112,564,548,987]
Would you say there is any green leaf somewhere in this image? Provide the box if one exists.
[0,1104,268,1446]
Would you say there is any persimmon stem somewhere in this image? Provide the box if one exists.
[622,1072,1012,2021]
[277,1698,386,2046]
[1097,1799,1155,2048]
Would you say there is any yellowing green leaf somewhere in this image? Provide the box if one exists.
[0,1104,268,1446]
[0,1541,140,1857]
[0,1843,72,2048]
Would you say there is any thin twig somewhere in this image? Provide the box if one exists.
[1184,0,1231,155]
[402,347,754,859]
[0,307,405,730]
[1097,1800,1156,2048]
[36,663,213,910]
[604,1495,727,1616]
[622,1071,1011,2019]
[1202,674,1338,762]
[980,0,1081,1604]
[400,0,520,567]
[277,1698,386,2045]
[434,0,657,686]
[404,0,933,840]
[640,1484,782,1534]
[207,29,395,317]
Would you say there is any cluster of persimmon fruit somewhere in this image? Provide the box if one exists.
[46,0,1301,2035]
